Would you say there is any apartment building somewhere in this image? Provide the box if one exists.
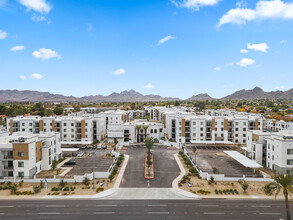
[0,125,8,137]
[6,114,107,145]
[107,119,163,144]
[264,119,293,132]
[0,132,62,179]
[157,107,263,144]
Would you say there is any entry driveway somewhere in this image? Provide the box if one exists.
[120,145,179,188]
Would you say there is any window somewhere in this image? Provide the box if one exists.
[200,122,203,126]
[64,129,67,132]
[235,128,239,131]
[71,129,74,132]
[272,145,274,151]
[179,121,181,125]
[18,151,24,157]
[151,129,153,133]
[18,161,24,167]
[287,149,293,155]
[179,133,182,137]
[243,128,246,131]
[235,122,239,126]
[44,123,47,126]
[193,122,196,126]
[71,123,74,126]
[154,129,157,133]
[18,172,24,177]
[63,123,67,126]
[287,160,293,165]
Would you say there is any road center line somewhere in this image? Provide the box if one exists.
[0,206,14,208]
[94,212,115,214]
[251,205,271,208]
[204,212,225,215]
[96,205,117,207]
[199,205,219,207]
[147,205,168,207]
[39,212,61,215]
[148,212,169,214]
[45,205,66,207]
[259,213,281,215]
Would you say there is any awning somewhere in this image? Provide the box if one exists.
[224,150,262,168]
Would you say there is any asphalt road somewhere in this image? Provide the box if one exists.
[0,199,290,220]
[120,145,179,188]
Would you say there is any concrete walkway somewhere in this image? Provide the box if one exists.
[100,188,198,200]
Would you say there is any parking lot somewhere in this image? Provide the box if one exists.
[64,148,114,175]
[120,144,179,188]
[185,145,260,178]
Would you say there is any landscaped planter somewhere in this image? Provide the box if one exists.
[144,154,154,179]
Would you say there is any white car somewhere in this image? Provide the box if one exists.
[77,152,84,157]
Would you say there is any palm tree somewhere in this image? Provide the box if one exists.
[145,137,154,155]
[270,174,293,220]
[143,126,149,140]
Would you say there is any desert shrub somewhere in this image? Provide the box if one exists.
[108,174,114,182]
[63,186,70,191]
[40,180,45,189]
[264,183,275,195]
[19,180,24,188]
[96,187,104,193]
[51,186,60,191]
[179,151,184,156]
[59,179,66,189]
[33,185,42,194]
[10,184,18,195]
[212,167,219,174]
[82,177,90,186]
[241,181,249,192]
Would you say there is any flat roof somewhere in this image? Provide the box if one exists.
[61,148,79,152]
[224,151,262,168]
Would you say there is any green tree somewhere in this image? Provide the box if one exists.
[145,137,154,155]
[53,106,64,115]
[269,174,293,220]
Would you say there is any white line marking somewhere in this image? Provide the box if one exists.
[148,212,169,214]
[251,205,271,208]
[96,205,117,207]
[0,206,14,208]
[204,212,225,215]
[147,205,168,207]
[199,205,219,207]
[39,212,60,215]
[259,213,281,215]
[45,205,66,207]
[94,212,115,214]
[0,213,4,215]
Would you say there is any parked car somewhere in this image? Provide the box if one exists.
[64,161,76,166]
[77,152,84,157]
[72,145,78,148]
[92,145,97,149]
[81,145,87,150]
[102,145,107,150]
[97,146,102,150]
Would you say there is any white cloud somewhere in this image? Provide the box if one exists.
[240,48,248,53]
[32,48,61,60]
[236,0,247,8]
[281,39,286,44]
[226,62,234,66]
[20,75,27,80]
[218,0,293,26]
[10,46,24,52]
[145,83,154,89]
[214,66,221,71]
[18,0,52,14]
[113,68,126,75]
[30,73,43,79]
[158,36,175,46]
[0,30,7,40]
[237,58,255,67]
[247,42,269,52]
[31,14,48,22]
[171,0,221,10]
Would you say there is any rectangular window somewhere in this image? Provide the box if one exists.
[18,152,24,157]
[287,160,293,165]
[18,161,24,167]
[287,149,293,155]
[18,172,24,177]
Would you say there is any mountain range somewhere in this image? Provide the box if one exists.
[0,87,292,103]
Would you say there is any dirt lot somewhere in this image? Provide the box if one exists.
[178,154,284,198]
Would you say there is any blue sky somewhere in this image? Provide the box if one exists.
[0,0,293,99]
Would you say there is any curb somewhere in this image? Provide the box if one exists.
[117,154,130,188]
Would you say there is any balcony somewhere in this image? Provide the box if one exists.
[4,166,14,170]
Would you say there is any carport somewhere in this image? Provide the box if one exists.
[61,148,79,157]
[224,151,262,168]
